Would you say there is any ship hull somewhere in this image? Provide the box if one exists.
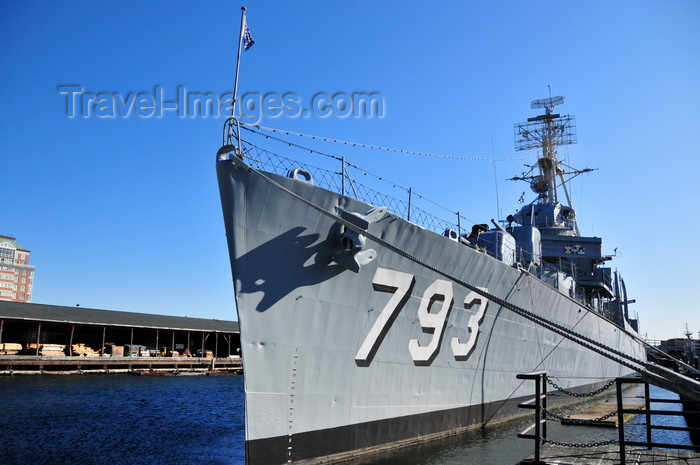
[217,154,646,464]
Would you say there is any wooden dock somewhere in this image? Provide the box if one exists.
[520,443,700,464]
[0,355,243,375]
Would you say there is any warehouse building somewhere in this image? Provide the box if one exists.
[0,300,240,374]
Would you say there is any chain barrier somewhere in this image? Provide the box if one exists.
[542,437,618,448]
[541,406,618,424]
[547,377,616,398]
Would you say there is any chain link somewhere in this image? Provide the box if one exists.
[541,400,644,426]
[547,377,616,398]
[541,406,618,423]
[542,437,618,448]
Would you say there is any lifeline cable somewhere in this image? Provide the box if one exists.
[236,134,481,227]
[239,121,535,162]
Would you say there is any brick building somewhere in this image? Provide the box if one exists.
[0,235,35,302]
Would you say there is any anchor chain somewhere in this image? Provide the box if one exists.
[232,154,649,375]
[547,377,616,398]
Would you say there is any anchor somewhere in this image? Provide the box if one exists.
[333,206,386,272]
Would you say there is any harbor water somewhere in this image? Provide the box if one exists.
[0,375,245,465]
[0,375,694,465]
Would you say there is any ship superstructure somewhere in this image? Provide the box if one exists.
[505,95,634,329]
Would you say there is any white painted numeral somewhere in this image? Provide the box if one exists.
[451,289,488,359]
[354,268,414,363]
[408,279,454,363]
[356,268,489,366]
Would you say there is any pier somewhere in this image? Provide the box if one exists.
[0,301,242,375]
[0,354,242,375]
[517,373,700,465]
[520,443,700,464]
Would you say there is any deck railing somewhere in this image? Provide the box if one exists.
[516,371,548,463]
[616,377,700,464]
[517,372,700,465]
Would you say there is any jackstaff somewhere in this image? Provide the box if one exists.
[231,6,254,151]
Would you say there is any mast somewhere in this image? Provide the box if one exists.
[510,95,592,235]
[228,7,253,154]
[513,95,576,204]
[231,7,248,120]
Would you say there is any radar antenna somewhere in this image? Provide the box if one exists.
[530,95,566,114]
[513,95,577,207]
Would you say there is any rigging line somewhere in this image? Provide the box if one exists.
[237,137,344,178]
[525,270,609,381]
[241,126,471,219]
[343,161,460,215]
[344,159,476,222]
[343,160,411,192]
[239,121,534,162]
[597,317,607,381]
[525,275,547,371]
[491,137,501,220]
[241,129,478,225]
[240,124,342,161]
[225,154,648,373]
[243,121,463,201]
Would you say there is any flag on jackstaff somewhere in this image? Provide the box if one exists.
[243,23,254,50]
[518,191,525,204]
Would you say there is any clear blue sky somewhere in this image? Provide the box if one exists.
[2,1,698,341]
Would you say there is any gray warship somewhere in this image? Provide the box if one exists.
[216,96,649,464]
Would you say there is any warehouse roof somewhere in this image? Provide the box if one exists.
[0,301,238,333]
